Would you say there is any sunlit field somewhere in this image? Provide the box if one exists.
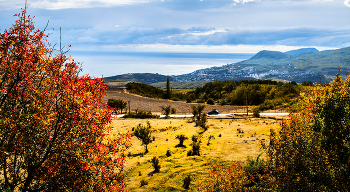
[109,117,281,191]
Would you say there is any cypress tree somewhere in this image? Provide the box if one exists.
[166,76,171,99]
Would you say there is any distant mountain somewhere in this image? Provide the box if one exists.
[284,48,319,55]
[104,47,350,85]
[104,73,169,84]
[250,50,292,60]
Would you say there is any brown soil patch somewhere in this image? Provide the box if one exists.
[104,87,246,114]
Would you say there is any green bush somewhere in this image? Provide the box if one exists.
[253,107,260,117]
[207,98,215,105]
[124,109,158,119]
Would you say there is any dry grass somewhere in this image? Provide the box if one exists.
[109,117,280,191]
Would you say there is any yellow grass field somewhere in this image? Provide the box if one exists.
[109,117,281,191]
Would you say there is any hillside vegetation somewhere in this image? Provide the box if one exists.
[126,80,304,111]
[150,81,209,89]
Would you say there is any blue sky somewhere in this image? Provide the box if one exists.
[0,0,350,76]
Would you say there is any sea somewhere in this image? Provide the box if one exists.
[70,51,255,78]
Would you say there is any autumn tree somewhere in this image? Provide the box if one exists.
[133,122,152,153]
[0,10,131,191]
[268,72,350,191]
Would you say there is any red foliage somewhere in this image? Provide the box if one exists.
[0,10,130,191]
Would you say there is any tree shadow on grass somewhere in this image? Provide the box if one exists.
[175,144,187,148]
[128,152,145,157]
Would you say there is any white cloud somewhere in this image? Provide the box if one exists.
[28,0,148,10]
[345,0,350,7]
[78,36,98,42]
[81,44,335,53]
[188,29,227,36]
[231,0,261,6]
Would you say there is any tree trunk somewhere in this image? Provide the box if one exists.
[145,145,148,153]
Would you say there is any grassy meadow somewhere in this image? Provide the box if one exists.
[109,117,281,191]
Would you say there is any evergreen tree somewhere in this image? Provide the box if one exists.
[166,76,171,99]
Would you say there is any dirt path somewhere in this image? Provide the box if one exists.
[104,88,245,114]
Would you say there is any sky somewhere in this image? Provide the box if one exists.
[0,0,350,77]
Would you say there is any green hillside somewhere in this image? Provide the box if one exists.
[284,48,319,55]
[240,46,350,73]
[104,73,170,84]
[292,47,350,73]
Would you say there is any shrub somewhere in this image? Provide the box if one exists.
[124,109,158,119]
[268,73,350,191]
[207,135,215,146]
[166,150,171,157]
[183,175,191,189]
[175,134,188,147]
[253,107,260,118]
[152,156,161,173]
[189,140,201,156]
[197,113,208,130]
[192,105,207,129]
[140,179,148,187]
[207,98,215,105]
[189,136,201,156]
[187,150,193,156]
[198,162,248,191]
[191,135,199,142]
[244,155,270,188]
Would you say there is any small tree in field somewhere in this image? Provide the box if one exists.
[175,134,188,147]
[133,122,152,153]
[192,104,207,129]
[183,175,191,189]
[108,98,127,114]
[161,105,171,119]
[187,135,201,156]
[0,10,131,191]
[152,156,161,173]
